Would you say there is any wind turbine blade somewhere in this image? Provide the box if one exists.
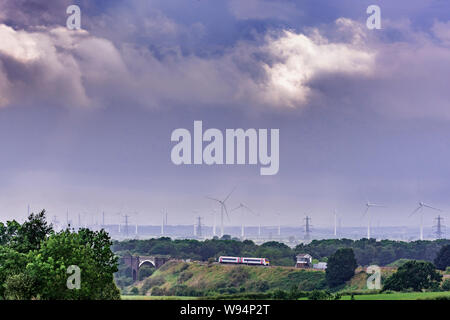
[231,205,242,212]
[206,196,221,203]
[223,204,230,222]
[223,186,236,203]
[409,206,422,217]
[422,204,442,211]
[363,206,369,217]
[242,205,256,215]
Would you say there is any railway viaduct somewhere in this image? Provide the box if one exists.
[122,255,171,282]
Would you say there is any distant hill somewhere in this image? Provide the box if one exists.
[126,260,327,297]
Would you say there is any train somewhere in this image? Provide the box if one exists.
[218,256,270,266]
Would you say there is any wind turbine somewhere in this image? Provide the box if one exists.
[275,212,281,237]
[211,209,217,237]
[410,202,442,240]
[206,187,236,238]
[131,211,139,237]
[231,203,256,239]
[363,201,386,239]
[334,209,337,237]
[161,209,167,235]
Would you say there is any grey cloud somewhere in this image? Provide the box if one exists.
[0,18,376,110]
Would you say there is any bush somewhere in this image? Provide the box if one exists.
[228,267,250,287]
[138,265,155,281]
[129,287,139,295]
[4,273,35,300]
[383,260,442,292]
[178,271,194,283]
[434,245,450,271]
[150,286,165,296]
[441,279,450,291]
[141,275,165,294]
[271,289,288,300]
[307,290,333,300]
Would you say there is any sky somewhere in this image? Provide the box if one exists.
[0,0,449,230]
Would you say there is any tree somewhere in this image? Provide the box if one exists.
[0,246,28,298]
[26,229,120,300]
[0,210,53,253]
[4,273,35,300]
[441,279,450,291]
[325,248,358,287]
[434,245,450,271]
[383,260,442,292]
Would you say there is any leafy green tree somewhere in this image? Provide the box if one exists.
[0,211,53,253]
[4,273,35,300]
[0,246,28,298]
[307,290,333,300]
[434,245,450,271]
[138,264,155,281]
[325,248,358,287]
[441,279,450,291]
[0,220,21,246]
[383,260,442,292]
[26,229,120,300]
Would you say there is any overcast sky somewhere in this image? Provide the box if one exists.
[0,0,449,229]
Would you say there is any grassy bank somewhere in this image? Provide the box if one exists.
[126,260,326,297]
[339,291,450,300]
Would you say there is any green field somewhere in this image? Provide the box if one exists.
[123,291,450,300]
[121,295,198,300]
[339,291,450,300]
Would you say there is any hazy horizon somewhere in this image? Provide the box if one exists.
[0,1,449,235]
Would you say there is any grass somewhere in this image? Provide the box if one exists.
[339,291,450,300]
[121,295,199,300]
[131,261,326,296]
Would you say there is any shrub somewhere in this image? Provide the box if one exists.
[178,271,194,283]
[129,287,139,295]
[383,261,442,292]
[150,286,165,296]
[141,275,165,294]
[271,289,288,300]
[228,267,250,287]
[138,265,155,281]
[434,245,450,271]
[307,290,333,300]
[441,279,450,291]
[4,273,35,300]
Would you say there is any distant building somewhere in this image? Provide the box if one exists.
[313,262,327,270]
[295,254,312,268]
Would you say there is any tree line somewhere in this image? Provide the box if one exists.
[0,211,120,300]
[112,237,450,267]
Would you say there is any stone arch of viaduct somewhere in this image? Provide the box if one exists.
[122,255,170,282]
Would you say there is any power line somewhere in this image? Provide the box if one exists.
[433,215,445,239]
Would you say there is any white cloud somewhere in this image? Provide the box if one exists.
[257,29,375,107]
[0,24,129,108]
[0,19,377,110]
